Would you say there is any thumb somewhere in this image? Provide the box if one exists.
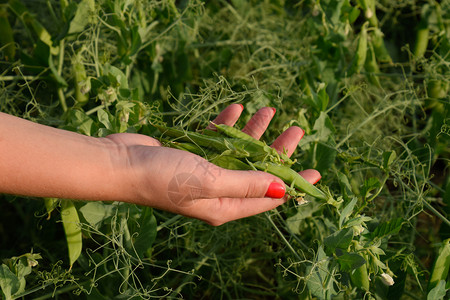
[180,167,322,225]
[201,169,287,199]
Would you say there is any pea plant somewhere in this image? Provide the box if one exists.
[0,0,449,299]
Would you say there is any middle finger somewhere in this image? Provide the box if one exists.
[241,107,276,139]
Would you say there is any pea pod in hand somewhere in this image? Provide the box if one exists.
[252,161,327,200]
[213,123,295,166]
[155,121,326,200]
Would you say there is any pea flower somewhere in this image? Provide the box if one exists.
[380,273,395,286]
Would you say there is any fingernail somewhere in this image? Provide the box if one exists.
[271,107,276,114]
[265,182,285,198]
[313,175,322,185]
[238,104,244,110]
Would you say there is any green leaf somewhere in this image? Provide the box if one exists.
[337,252,366,272]
[337,171,353,198]
[427,280,448,300]
[313,112,336,140]
[307,246,337,299]
[8,0,59,55]
[306,83,329,112]
[339,197,357,229]
[314,141,337,174]
[324,227,353,253]
[68,0,96,34]
[79,202,115,229]
[382,150,397,171]
[0,264,20,300]
[97,109,112,130]
[60,200,82,269]
[286,201,322,234]
[370,218,404,239]
[103,64,128,89]
[361,177,381,199]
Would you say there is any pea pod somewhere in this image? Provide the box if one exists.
[414,5,432,58]
[350,264,370,291]
[160,139,206,156]
[60,199,82,270]
[154,123,229,153]
[210,155,253,171]
[0,6,15,61]
[213,123,294,165]
[156,123,325,199]
[371,28,392,64]
[163,138,251,170]
[157,123,277,161]
[72,51,89,104]
[252,161,327,200]
[427,238,450,292]
[348,22,368,76]
[358,0,377,27]
[364,41,381,88]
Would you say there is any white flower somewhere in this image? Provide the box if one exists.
[27,258,38,267]
[79,78,91,94]
[380,273,394,286]
[365,9,374,19]
[352,224,365,235]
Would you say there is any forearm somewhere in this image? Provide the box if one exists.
[0,112,132,202]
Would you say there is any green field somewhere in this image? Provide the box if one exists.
[0,0,449,299]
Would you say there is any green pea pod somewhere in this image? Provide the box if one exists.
[414,5,432,58]
[427,79,449,100]
[72,51,89,104]
[44,197,59,220]
[252,161,326,200]
[213,123,267,146]
[154,124,229,153]
[156,124,271,160]
[364,41,381,88]
[210,155,253,171]
[213,123,294,165]
[348,22,368,76]
[0,6,15,61]
[427,239,450,292]
[60,200,82,270]
[358,0,378,27]
[202,128,222,137]
[371,28,392,64]
[350,264,370,291]
[161,139,205,156]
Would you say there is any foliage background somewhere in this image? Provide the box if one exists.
[0,0,449,299]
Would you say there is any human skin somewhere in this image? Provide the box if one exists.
[0,104,320,225]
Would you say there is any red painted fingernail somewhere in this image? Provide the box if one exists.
[238,104,244,110]
[313,175,322,185]
[265,182,285,198]
[271,107,276,114]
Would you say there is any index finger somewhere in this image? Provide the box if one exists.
[205,104,244,130]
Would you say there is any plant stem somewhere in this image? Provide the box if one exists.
[156,215,182,231]
[57,88,67,112]
[57,39,67,112]
[422,199,450,227]
[265,212,302,261]
[22,280,91,300]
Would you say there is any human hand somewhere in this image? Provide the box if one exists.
[106,104,321,225]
